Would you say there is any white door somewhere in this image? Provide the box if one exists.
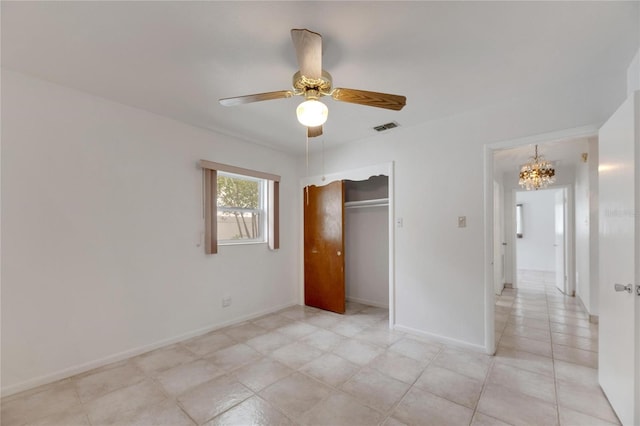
[554,188,566,294]
[598,91,638,426]
[494,180,505,294]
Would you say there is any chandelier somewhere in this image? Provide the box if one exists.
[519,145,556,191]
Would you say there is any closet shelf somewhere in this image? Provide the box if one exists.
[344,198,389,209]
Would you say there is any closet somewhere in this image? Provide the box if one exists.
[304,175,389,313]
[344,176,389,308]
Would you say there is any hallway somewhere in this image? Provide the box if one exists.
[493,270,618,425]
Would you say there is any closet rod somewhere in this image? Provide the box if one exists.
[344,198,389,209]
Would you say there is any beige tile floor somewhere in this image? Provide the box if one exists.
[2,272,619,426]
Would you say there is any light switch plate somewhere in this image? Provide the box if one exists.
[396,217,403,228]
[458,216,466,228]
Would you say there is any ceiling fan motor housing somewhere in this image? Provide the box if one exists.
[293,70,333,99]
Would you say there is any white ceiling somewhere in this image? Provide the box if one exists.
[494,137,590,176]
[2,1,638,153]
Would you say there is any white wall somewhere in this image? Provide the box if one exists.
[493,179,505,294]
[587,138,600,316]
[1,70,299,395]
[503,185,515,286]
[574,138,599,314]
[305,79,622,350]
[345,206,389,308]
[515,190,557,272]
[574,147,590,305]
[627,49,640,96]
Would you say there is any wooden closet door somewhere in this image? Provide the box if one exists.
[304,181,345,314]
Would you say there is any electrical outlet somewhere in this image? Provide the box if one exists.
[222,297,232,308]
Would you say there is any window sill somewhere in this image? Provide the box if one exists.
[218,241,268,247]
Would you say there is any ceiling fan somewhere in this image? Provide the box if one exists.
[219,29,407,138]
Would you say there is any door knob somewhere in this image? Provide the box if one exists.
[614,283,632,293]
[337,251,342,256]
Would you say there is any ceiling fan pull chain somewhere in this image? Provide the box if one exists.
[306,130,309,206]
[321,137,325,181]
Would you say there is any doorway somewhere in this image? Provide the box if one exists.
[513,187,573,296]
[302,176,389,314]
[484,126,598,353]
[300,162,395,327]
[344,176,389,308]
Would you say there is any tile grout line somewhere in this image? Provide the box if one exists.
[469,352,499,426]
[376,344,444,426]
[546,282,562,426]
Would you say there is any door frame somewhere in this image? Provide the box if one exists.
[484,125,597,352]
[493,179,505,295]
[300,162,395,328]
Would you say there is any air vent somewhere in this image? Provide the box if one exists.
[373,121,399,132]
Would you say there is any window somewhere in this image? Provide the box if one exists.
[516,203,523,238]
[216,173,266,244]
[200,160,280,254]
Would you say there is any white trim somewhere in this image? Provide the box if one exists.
[299,162,396,328]
[394,324,488,354]
[576,293,592,317]
[483,145,496,355]
[388,161,396,328]
[0,301,296,397]
[217,240,268,247]
[510,188,519,289]
[300,163,391,187]
[484,125,598,355]
[199,159,280,182]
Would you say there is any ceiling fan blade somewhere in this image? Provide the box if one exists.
[307,126,323,138]
[291,29,322,79]
[219,90,294,107]
[332,88,406,111]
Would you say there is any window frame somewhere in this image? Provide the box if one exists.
[200,160,280,254]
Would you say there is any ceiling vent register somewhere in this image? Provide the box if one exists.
[373,122,399,132]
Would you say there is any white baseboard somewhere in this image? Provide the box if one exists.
[1,301,297,397]
[346,296,388,309]
[575,294,598,322]
[393,324,489,354]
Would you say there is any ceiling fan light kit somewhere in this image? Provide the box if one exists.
[219,28,406,138]
[296,99,328,127]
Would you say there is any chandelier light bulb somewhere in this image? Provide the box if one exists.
[296,100,328,127]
